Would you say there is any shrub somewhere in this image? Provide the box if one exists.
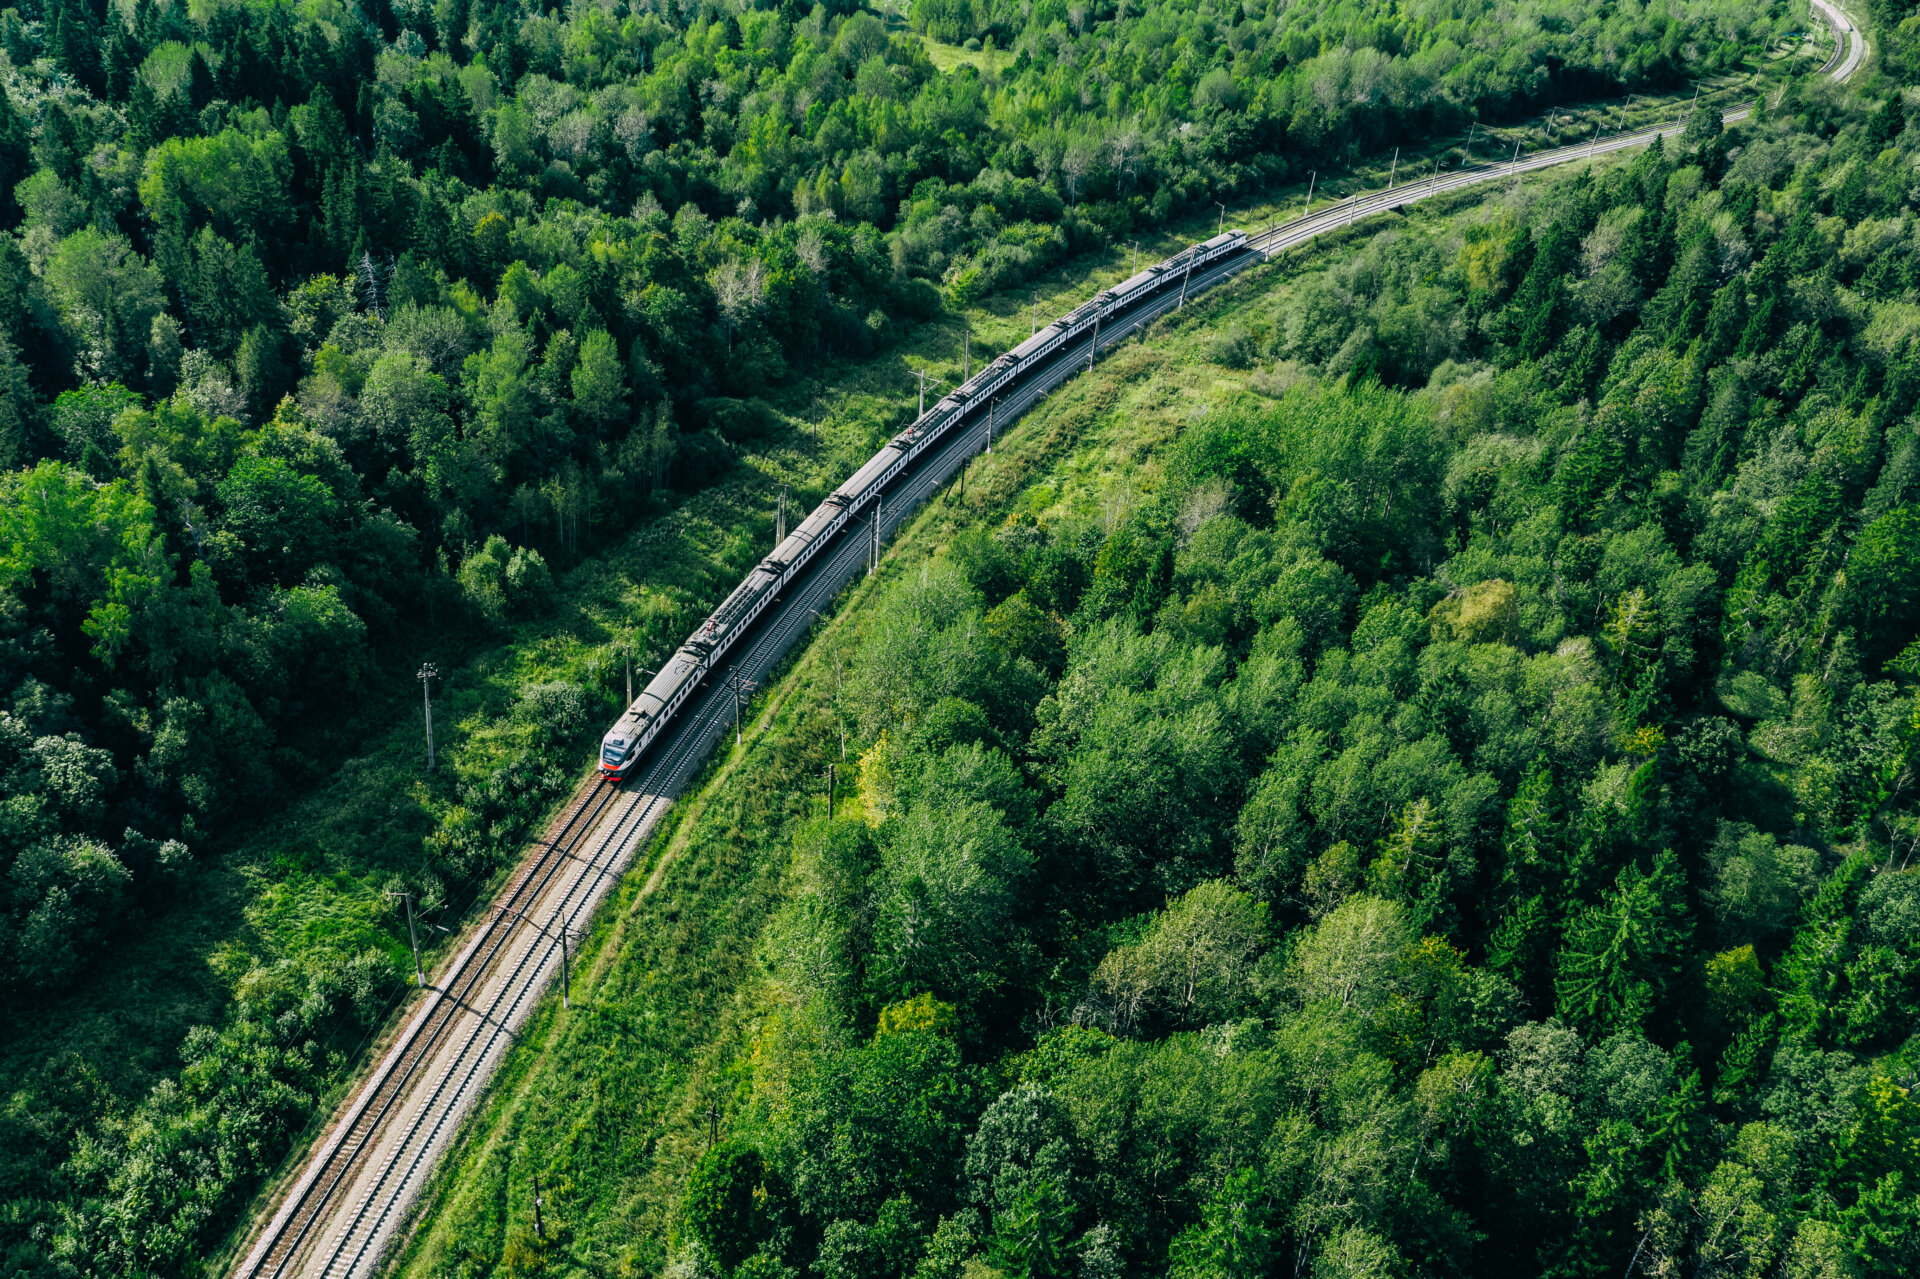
[1205,326,1256,369]
[515,681,590,743]
[504,545,553,612]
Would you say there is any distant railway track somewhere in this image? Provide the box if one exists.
[1240,0,1862,262]
[229,5,1865,1274]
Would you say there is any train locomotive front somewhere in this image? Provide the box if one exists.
[598,646,707,781]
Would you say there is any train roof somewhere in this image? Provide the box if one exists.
[608,646,705,739]
[691,560,784,655]
[769,520,821,567]
[1109,267,1163,296]
[1008,324,1061,363]
[955,354,1014,400]
[837,440,904,500]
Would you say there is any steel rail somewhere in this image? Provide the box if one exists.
[314,783,664,1277]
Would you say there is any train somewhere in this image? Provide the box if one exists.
[598,228,1250,780]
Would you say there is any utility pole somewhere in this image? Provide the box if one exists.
[776,484,788,543]
[1590,119,1600,156]
[729,670,758,746]
[868,496,883,576]
[417,663,438,772]
[531,1173,546,1240]
[1464,121,1476,161]
[987,396,996,454]
[1214,200,1226,234]
[1129,240,1140,273]
[1177,243,1198,308]
[1301,170,1316,219]
[1087,314,1099,373]
[1031,298,1039,335]
[388,891,425,988]
[1509,137,1522,188]
[1386,147,1398,190]
[911,368,940,418]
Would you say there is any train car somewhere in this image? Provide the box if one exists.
[1197,229,1248,264]
[1088,230,1247,325]
[1059,296,1107,338]
[1006,320,1067,370]
[962,353,1019,405]
[1103,265,1166,311]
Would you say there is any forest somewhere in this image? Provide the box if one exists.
[405,71,1920,1279]
[0,0,1798,1004]
[0,0,1877,1271]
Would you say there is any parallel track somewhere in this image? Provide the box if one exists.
[229,5,1865,1273]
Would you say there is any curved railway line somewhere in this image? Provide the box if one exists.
[229,6,1867,1274]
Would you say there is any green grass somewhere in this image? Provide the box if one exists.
[916,33,1014,75]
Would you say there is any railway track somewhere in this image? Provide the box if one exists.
[228,6,1866,1274]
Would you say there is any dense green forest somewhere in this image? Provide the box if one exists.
[405,73,1920,1279]
[783,100,1920,1277]
[0,0,1859,1269]
[0,0,1800,1005]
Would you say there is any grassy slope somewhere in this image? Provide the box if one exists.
[387,145,1658,1276]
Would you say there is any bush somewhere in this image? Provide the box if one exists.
[504,546,552,613]
[682,1142,782,1270]
[515,681,591,743]
[891,279,944,321]
[675,429,737,488]
[458,535,513,623]
[461,538,552,622]
[698,396,781,443]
